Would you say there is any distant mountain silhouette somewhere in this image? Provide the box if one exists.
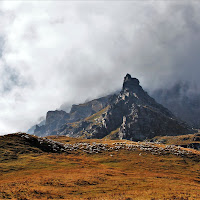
[152,82,200,128]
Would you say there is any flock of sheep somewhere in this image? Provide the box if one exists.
[19,133,198,159]
[63,141,197,158]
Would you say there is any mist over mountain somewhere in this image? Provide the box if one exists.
[151,82,200,128]
[1,1,200,134]
[1,2,200,199]
[33,74,195,141]
[34,95,112,137]
[27,117,45,135]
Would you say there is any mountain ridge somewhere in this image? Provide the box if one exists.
[32,74,195,140]
[34,94,112,136]
[81,74,194,140]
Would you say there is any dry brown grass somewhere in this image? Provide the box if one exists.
[0,134,200,200]
[152,131,200,151]
[85,106,109,123]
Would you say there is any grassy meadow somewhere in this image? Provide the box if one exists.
[0,134,199,200]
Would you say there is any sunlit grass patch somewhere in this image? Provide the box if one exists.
[0,134,200,199]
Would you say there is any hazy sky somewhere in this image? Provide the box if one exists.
[1,1,200,134]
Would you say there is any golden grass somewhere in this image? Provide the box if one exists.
[103,128,120,140]
[153,131,200,146]
[65,104,109,133]
[85,106,109,122]
[0,134,200,200]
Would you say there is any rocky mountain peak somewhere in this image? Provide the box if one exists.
[81,74,194,140]
[33,73,195,141]
[122,74,140,91]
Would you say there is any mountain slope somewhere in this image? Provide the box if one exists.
[151,132,200,150]
[27,119,45,134]
[152,82,200,128]
[62,74,194,140]
[34,95,112,136]
[32,74,195,140]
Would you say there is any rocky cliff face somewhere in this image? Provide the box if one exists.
[34,95,111,136]
[69,96,110,122]
[34,110,70,136]
[27,119,45,135]
[82,74,194,140]
[33,74,195,140]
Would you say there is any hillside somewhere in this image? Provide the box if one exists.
[34,95,112,136]
[56,74,194,140]
[29,80,200,137]
[0,133,200,200]
[32,74,195,140]
[151,131,200,150]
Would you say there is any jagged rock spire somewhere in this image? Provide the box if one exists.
[34,73,195,141]
[85,73,194,140]
[122,73,140,91]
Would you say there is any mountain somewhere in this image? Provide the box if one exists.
[73,74,194,140]
[27,119,45,134]
[30,79,200,138]
[34,95,112,136]
[38,74,194,140]
[151,82,200,128]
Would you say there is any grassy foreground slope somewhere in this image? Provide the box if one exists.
[0,133,200,200]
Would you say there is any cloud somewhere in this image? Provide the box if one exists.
[0,1,200,134]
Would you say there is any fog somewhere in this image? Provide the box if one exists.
[0,1,200,134]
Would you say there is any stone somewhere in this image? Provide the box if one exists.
[84,74,195,140]
[33,95,112,136]
[33,74,196,141]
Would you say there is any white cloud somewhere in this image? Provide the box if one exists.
[0,1,200,134]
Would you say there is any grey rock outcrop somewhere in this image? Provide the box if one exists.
[69,96,110,122]
[27,119,45,135]
[32,73,195,140]
[33,95,111,136]
[34,110,70,136]
[84,74,194,140]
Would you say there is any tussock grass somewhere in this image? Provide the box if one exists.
[0,134,199,200]
[152,131,200,146]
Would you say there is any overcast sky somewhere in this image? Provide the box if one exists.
[0,1,200,134]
